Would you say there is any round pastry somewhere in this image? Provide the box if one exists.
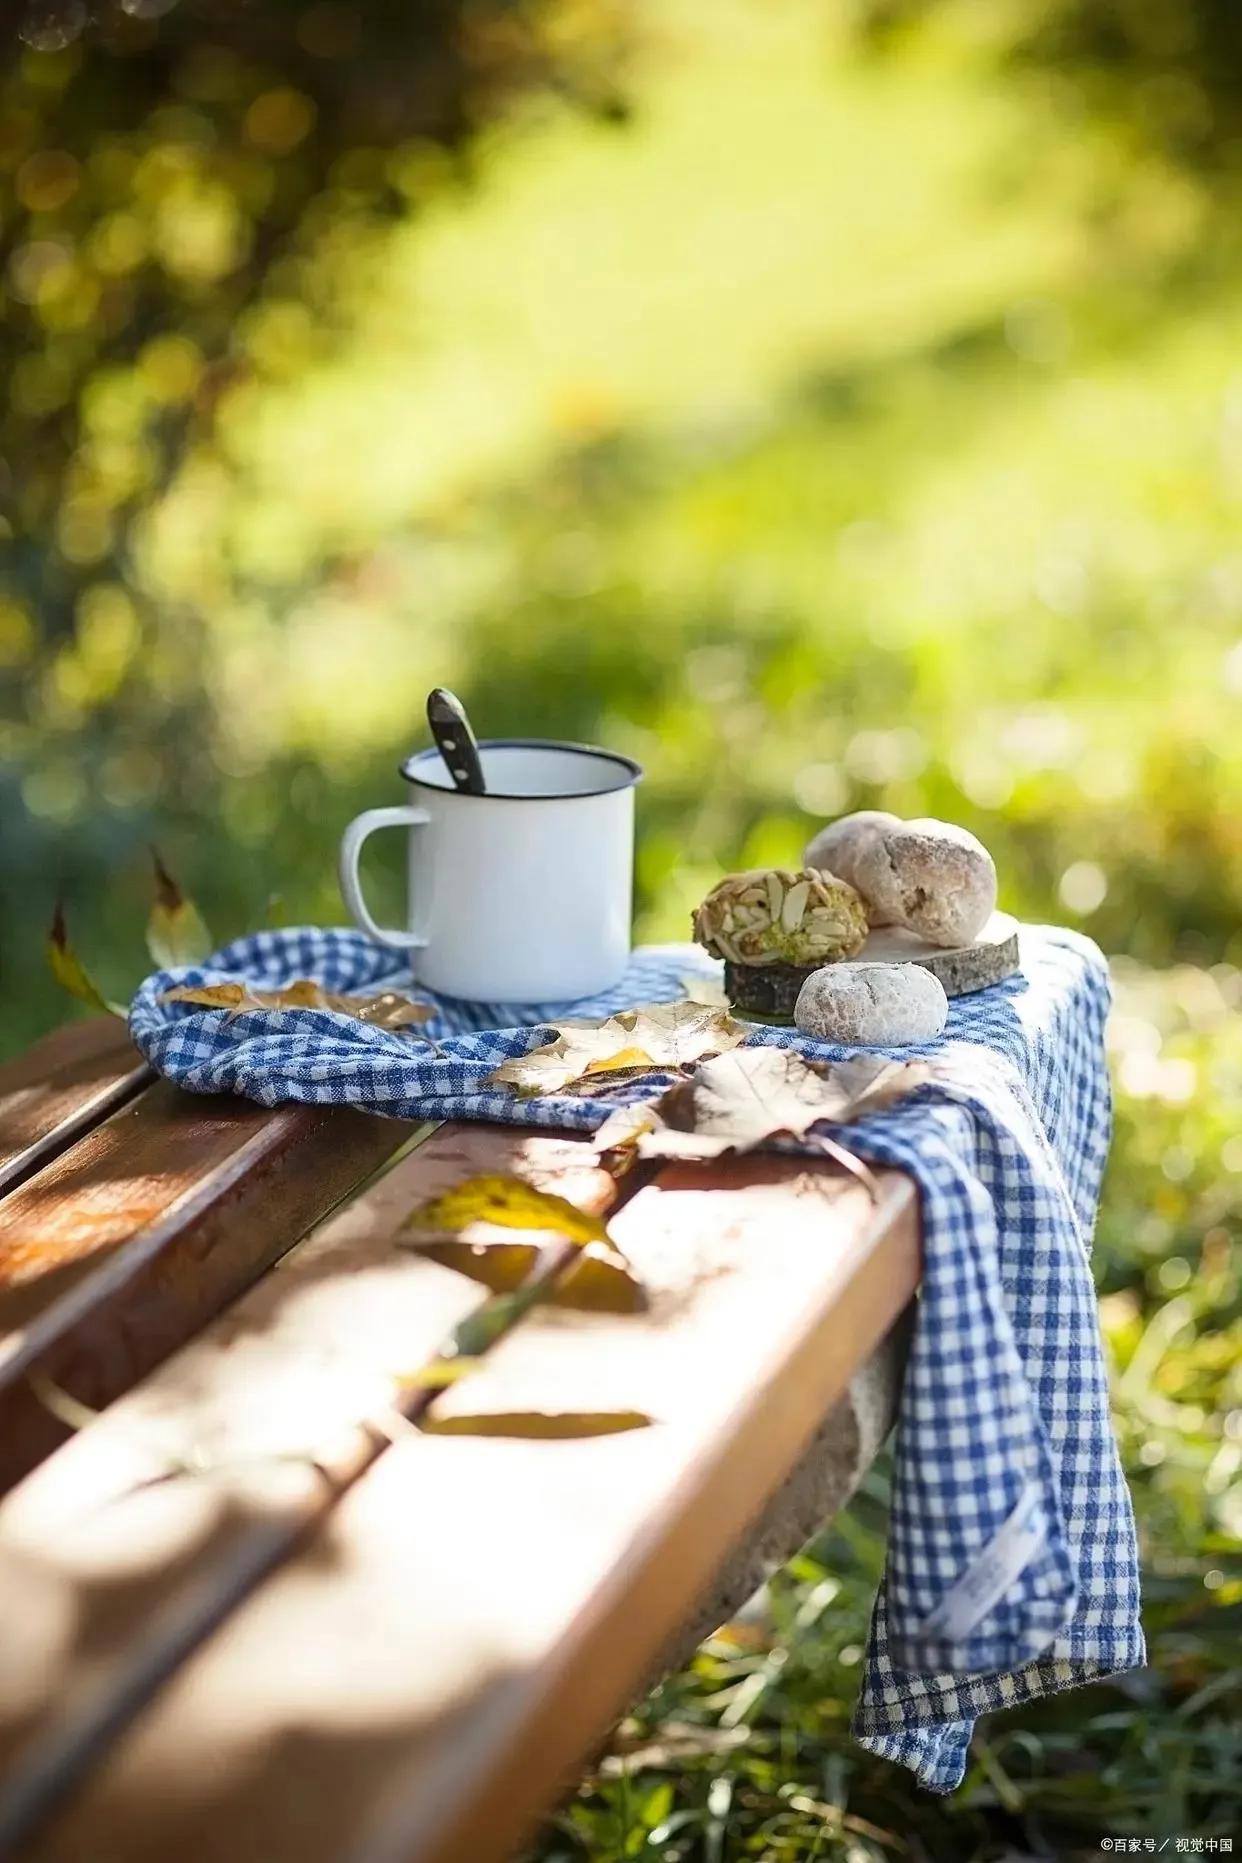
[794,960,948,1046]
[851,818,996,948]
[804,810,901,919]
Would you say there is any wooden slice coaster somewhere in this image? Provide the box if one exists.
[858,911,1021,998]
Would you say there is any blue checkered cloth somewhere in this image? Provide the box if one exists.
[129,923,1142,1792]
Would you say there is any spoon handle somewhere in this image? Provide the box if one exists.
[425,688,487,794]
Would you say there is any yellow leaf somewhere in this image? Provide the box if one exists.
[146,846,214,968]
[583,1044,654,1076]
[394,1357,482,1390]
[401,1173,609,1246]
[417,1410,653,1439]
[48,900,125,1018]
[160,978,434,1030]
[406,1237,646,1313]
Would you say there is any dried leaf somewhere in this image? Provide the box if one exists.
[401,1173,610,1247]
[160,978,434,1031]
[161,981,250,1015]
[405,1237,646,1313]
[592,1100,662,1153]
[597,1049,929,1165]
[146,847,214,969]
[417,1409,653,1439]
[342,990,436,1029]
[488,1001,747,1096]
[48,901,125,1018]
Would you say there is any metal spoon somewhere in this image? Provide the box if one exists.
[425,687,487,795]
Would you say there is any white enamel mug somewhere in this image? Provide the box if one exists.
[338,739,642,1003]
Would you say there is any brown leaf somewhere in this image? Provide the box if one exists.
[417,1409,653,1439]
[160,978,434,1031]
[401,1172,611,1247]
[596,1049,929,1165]
[488,1000,747,1096]
[405,1237,646,1313]
[146,847,214,968]
[48,900,125,1018]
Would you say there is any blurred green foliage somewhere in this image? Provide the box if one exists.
[1,0,630,1039]
[2,0,1239,1854]
[860,0,1242,177]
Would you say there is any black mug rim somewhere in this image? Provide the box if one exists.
[399,737,644,802]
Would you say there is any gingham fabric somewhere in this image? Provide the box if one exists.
[129,923,1143,1791]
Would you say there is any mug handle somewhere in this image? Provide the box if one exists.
[338,805,430,951]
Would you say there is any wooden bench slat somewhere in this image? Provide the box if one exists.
[0,1083,425,1494]
[0,1019,148,1200]
[6,1150,918,1863]
[0,1125,614,1856]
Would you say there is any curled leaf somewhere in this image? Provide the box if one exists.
[488,1001,748,1096]
[596,1050,929,1175]
[417,1410,653,1439]
[147,847,214,968]
[48,901,125,1018]
[593,1101,662,1154]
[160,979,434,1030]
[405,1237,646,1313]
[402,1173,610,1247]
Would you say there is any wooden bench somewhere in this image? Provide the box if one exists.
[0,1018,920,1863]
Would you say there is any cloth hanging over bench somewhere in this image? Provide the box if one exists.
[130,923,1143,1793]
